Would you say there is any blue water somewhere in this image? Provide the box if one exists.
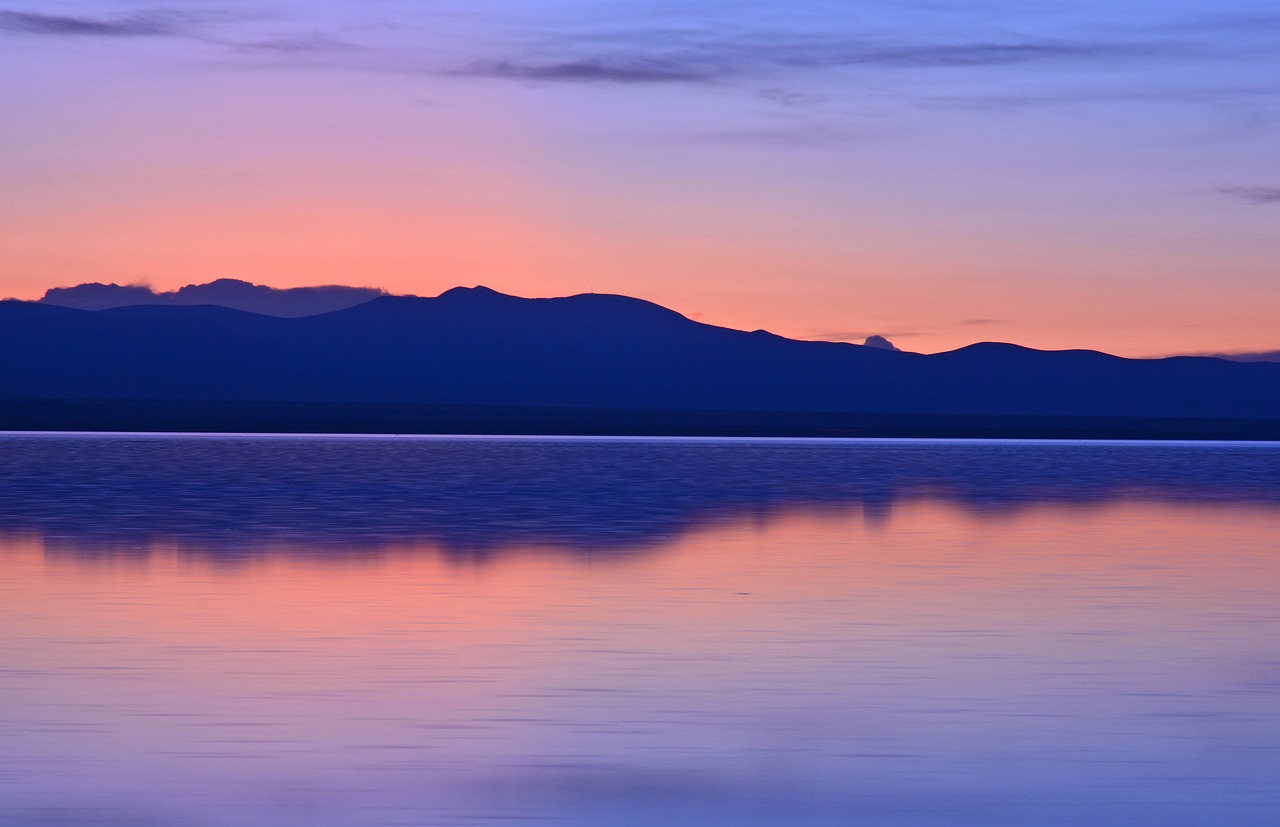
[1,434,1278,826]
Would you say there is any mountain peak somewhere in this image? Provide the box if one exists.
[437,285,511,301]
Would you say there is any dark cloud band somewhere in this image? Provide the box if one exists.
[455,59,713,84]
[0,9,178,36]
[1218,186,1280,205]
[453,35,1182,86]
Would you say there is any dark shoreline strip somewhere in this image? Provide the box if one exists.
[1,398,1278,441]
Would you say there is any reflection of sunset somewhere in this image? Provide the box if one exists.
[7,499,1280,697]
[4,496,1280,823]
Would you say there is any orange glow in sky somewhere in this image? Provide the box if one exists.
[3,2,1279,357]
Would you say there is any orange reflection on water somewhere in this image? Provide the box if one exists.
[5,499,1279,693]
[2,498,1280,825]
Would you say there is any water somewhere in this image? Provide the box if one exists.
[1,434,1278,826]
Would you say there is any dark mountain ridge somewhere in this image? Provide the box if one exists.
[2,286,1278,436]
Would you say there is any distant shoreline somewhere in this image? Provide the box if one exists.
[2,398,1277,442]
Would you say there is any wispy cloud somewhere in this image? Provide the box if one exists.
[809,329,923,343]
[1217,186,1280,204]
[1159,10,1280,36]
[1177,349,1280,362]
[453,58,713,84]
[767,39,1176,70]
[688,123,876,149]
[914,84,1280,114]
[0,9,182,37]
[453,35,1184,87]
[233,31,362,55]
[757,87,831,107]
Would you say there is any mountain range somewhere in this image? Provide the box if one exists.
[3,284,1279,438]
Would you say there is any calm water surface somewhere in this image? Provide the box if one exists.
[1,434,1279,826]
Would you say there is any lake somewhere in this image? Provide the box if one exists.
[1,434,1279,826]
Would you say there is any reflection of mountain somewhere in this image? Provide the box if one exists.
[2,436,1277,561]
[4,286,1280,438]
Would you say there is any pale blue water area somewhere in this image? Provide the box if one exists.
[1,434,1278,826]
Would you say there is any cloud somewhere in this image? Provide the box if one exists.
[775,39,1173,70]
[453,58,713,84]
[1161,11,1280,36]
[1189,350,1280,362]
[233,31,361,54]
[0,9,181,37]
[455,34,1183,87]
[808,329,923,343]
[757,86,831,107]
[1217,186,1280,204]
[863,334,900,351]
[688,123,876,149]
[914,83,1280,117]
[40,278,385,317]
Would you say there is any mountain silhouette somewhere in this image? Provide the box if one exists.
[39,278,384,317]
[3,286,1279,437]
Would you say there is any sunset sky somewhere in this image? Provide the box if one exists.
[2,1,1278,355]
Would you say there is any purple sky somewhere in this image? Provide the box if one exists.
[2,1,1278,354]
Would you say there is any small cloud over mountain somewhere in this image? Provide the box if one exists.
[863,335,901,351]
[40,279,386,318]
[1191,350,1280,363]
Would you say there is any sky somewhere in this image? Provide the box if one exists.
[1,0,1278,356]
